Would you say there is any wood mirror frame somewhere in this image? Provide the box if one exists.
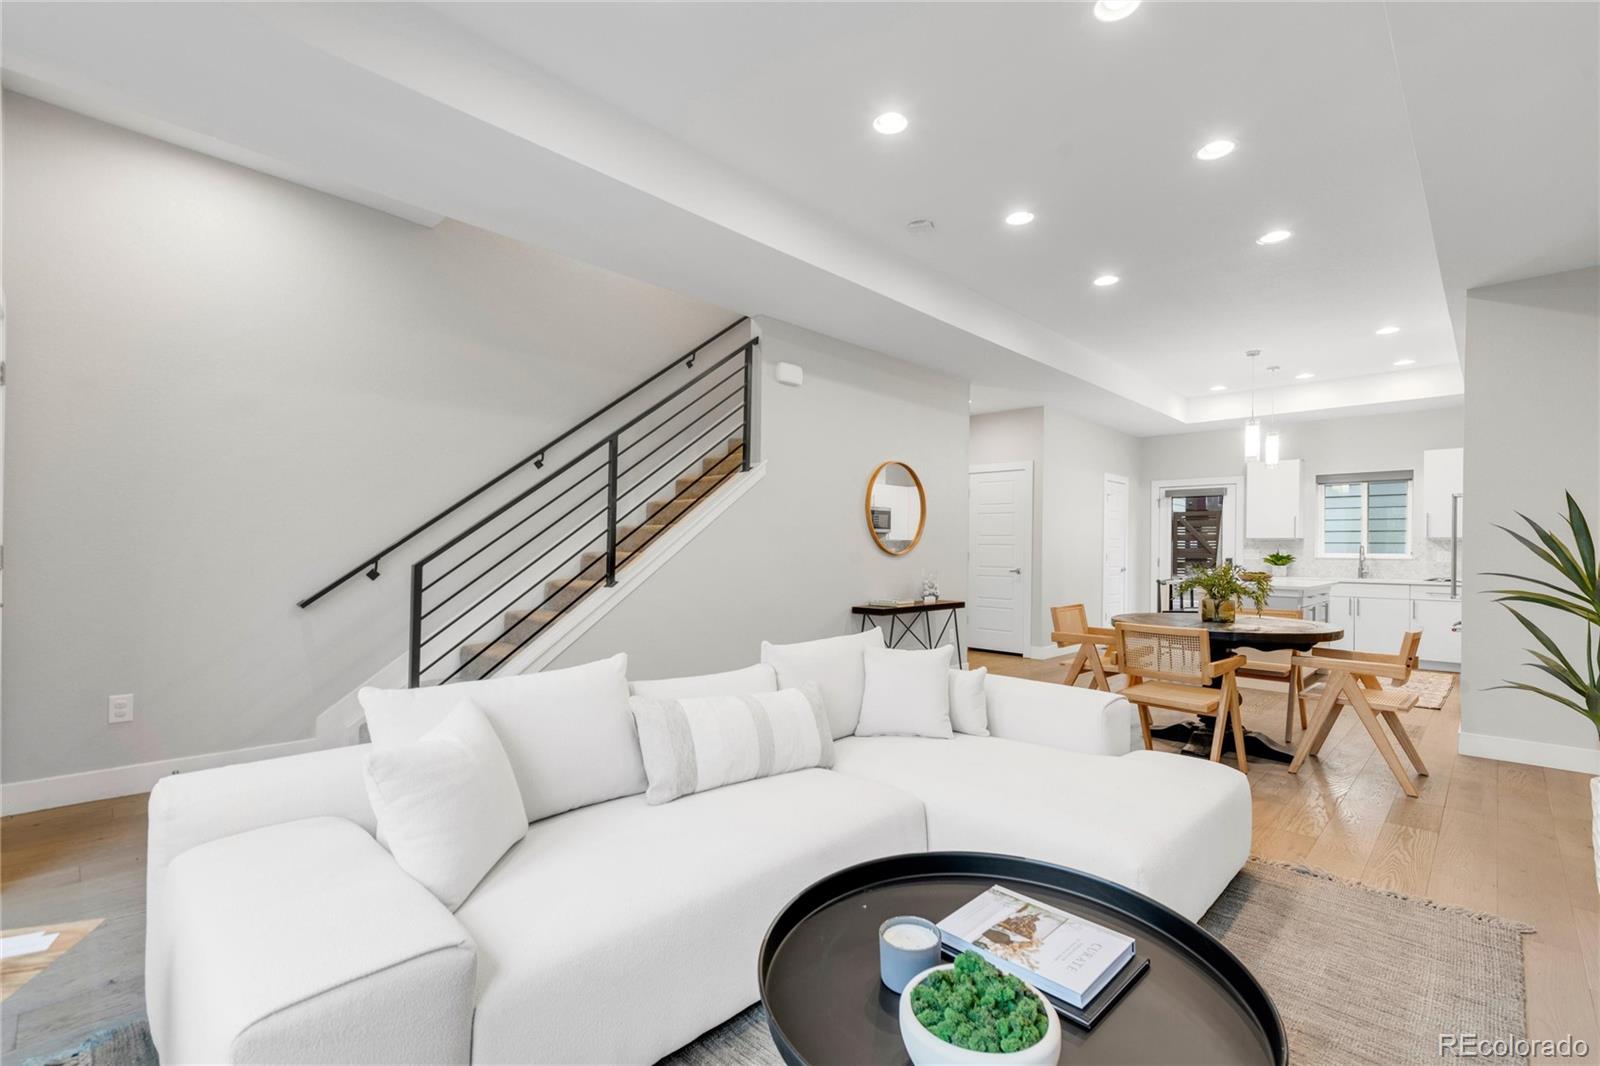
[865,461,927,556]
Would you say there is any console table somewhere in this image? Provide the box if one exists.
[852,600,965,667]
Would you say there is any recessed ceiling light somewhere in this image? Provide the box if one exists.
[1093,0,1141,22]
[1255,229,1292,245]
[1196,139,1236,161]
[1295,371,1315,380]
[1093,274,1120,287]
[1393,358,1416,367]
[905,218,936,236]
[1005,210,1035,226]
[1375,325,1400,336]
[1209,384,1227,392]
[872,112,908,135]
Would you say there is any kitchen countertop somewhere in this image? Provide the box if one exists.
[1273,576,1457,589]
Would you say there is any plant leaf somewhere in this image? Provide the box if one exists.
[1491,591,1600,626]
[1520,512,1594,598]
[1568,493,1597,590]
[1487,681,1598,723]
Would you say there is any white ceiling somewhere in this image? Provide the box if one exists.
[441,2,1458,398]
[3,2,1594,434]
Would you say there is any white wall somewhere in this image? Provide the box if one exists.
[969,406,1144,650]
[1141,406,1465,581]
[0,93,735,784]
[1460,267,1600,772]
[553,318,970,679]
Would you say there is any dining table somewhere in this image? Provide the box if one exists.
[1109,611,1345,763]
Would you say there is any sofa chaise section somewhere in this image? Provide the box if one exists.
[159,815,475,1064]
[455,768,927,1064]
[831,738,1251,921]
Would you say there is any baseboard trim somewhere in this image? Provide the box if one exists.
[1025,644,1073,661]
[1,737,329,816]
[1457,730,1600,774]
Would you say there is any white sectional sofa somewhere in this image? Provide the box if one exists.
[145,653,1250,1065]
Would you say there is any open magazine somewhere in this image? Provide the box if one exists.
[937,884,1136,1009]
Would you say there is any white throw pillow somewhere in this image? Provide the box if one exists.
[856,645,956,739]
[760,627,885,739]
[628,684,835,804]
[359,652,640,822]
[629,663,778,700]
[949,667,990,736]
[362,701,527,911]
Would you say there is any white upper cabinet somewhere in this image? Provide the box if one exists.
[1245,459,1302,540]
[1421,447,1464,539]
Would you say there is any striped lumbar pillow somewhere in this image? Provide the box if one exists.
[628,683,835,804]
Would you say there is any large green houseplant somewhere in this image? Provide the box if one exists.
[1177,562,1272,622]
[1486,492,1599,891]
[1487,492,1600,739]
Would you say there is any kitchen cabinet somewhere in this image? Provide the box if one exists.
[1413,598,1463,664]
[1327,593,1354,650]
[1422,447,1464,540]
[1325,581,1461,665]
[1246,459,1302,540]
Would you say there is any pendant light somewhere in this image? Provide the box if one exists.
[1242,349,1262,461]
[1264,364,1282,466]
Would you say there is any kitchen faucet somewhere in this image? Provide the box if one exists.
[1357,542,1370,579]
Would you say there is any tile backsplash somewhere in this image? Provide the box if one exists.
[1241,538,1460,582]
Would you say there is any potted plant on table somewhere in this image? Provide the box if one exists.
[1177,562,1272,623]
[1487,492,1600,890]
[1262,551,1295,579]
[898,951,1061,1064]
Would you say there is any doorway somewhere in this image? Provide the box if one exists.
[967,463,1033,654]
[1149,476,1243,607]
[1102,473,1130,625]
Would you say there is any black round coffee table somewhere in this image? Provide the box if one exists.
[759,852,1285,1066]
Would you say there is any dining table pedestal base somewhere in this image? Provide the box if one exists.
[1148,718,1296,764]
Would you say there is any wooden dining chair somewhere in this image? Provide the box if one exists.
[1050,604,1121,691]
[1288,631,1427,797]
[1235,607,1311,742]
[1115,622,1249,772]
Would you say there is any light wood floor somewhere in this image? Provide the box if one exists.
[973,649,1600,1062]
[2,664,1597,1060]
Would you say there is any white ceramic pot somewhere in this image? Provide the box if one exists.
[898,964,1062,1066]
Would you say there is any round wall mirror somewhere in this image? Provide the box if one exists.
[865,461,926,556]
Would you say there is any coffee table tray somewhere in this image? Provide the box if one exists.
[758,852,1286,1066]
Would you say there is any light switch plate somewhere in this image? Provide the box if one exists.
[108,694,134,724]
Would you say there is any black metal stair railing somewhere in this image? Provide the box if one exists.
[296,317,751,610]
[407,338,755,686]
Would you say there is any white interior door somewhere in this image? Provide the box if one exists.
[1102,474,1130,625]
[968,464,1033,654]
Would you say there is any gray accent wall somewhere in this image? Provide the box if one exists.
[554,318,970,682]
[0,93,736,783]
[1460,267,1599,769]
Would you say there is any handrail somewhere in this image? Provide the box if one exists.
[407,340,756,687]
[296,315,749,608]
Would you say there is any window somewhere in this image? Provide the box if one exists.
[1317,473,1412,557]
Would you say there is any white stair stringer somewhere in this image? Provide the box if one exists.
[314,461,766,745]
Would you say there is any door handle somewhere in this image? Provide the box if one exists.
[1008,567,1022,574]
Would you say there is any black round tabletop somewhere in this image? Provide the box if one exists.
[759,852,1285,1066]
[1113,611,1342,651]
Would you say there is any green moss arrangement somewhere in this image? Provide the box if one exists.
[910,951,1046,1054]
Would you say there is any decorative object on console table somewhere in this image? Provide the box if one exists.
[1176,562,1271,623]
[922,571,940,605]
[853,600,965,667]
[1483,492,1599,887]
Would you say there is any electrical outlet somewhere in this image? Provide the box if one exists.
[108,693,134,725]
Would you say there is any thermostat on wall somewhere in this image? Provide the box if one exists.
[775,361,804,387]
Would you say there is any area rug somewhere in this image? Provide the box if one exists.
[663,860,1531,1066]
[1383,668,1457,709]
[27,863,1529,1066]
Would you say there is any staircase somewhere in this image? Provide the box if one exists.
[455,435,744,680]
[298,318,757,688]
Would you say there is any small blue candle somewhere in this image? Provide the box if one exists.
[879,916,942,993]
